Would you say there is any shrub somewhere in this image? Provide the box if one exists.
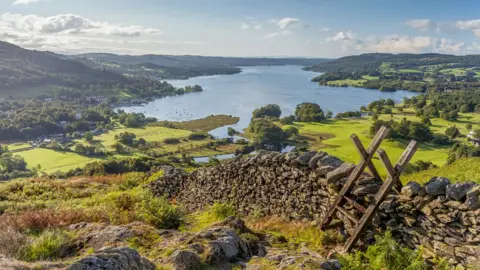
[188,132,209,140]
[338,232,429,270]
[21,230,71,262]
[252,104,282,119]
[295,103,325,122]
[279,115,295,125]
[163,138,180,144]
[211,203,236,219]
[135,193,184,229]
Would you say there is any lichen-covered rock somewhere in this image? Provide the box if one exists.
[326,163,355,184]
[446,182,476,201]
[296,151,317,166]
[168,250,202,270]
[318,154,344,168]
[425,177,450,196]
[466,186,480,210]
[68,247,155,270]
[401,181,421,198]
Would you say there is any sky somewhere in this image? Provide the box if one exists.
[1,0,480,57]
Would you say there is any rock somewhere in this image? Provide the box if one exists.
[466,186,480,210]
[401,182,421,198]
[69,247,155,270]
[296,151,317,165]
[168,250,202,270]
[446,182,476,201]
[316,166,337,178]
[425,177,450,196]
[318,154,344,168]
[308,152,327,169]
[320,259,342,270]
[326,163,355,184]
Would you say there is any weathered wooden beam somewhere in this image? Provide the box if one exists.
[335,205,360,224]
[351,134,383,182]
[342,140,418,253]
[320,126,390,229]
[343,196,366,213]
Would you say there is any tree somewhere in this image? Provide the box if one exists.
[295,103,325,122]
[283,126,299,138]
[408,122,433,142]
[326,110,333,119]
[84,132,94,142]
[248,118,285,144]
[279,115,295,125]
[385,98,395,106]
[75,144,87,155]
[466,124,473,130]
[252,104,282,119]
[0,153,27,173]
[460,104,471,113]
[381,107,392,114]
[445,126,460,139]
[116,132,137,146]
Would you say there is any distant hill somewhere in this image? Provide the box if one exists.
[0,41,127,92]
[305,53,480,73]
[75,53,329,68]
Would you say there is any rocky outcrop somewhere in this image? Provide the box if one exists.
[69,247,155,270]
[149,151,480,267]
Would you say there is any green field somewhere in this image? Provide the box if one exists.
[94,125,192,150]
[327,79,367,86]
[398,69,422,73]
[287,109,480,180]
[7,142,31,151]
[17,148,103,174]
[405,158,480,184]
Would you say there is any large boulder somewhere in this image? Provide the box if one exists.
[326,163,355,184]
[318,154,344,168]
[425,177,450,196]
[446,182,476,201]
[296,151,317,166]
[69,247,155,270]
[401,182,421,198]
[465,185,480,210]
[308,152,327,169]
[168,250,202,270]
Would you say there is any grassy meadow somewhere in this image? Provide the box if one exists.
[285,107,480,182]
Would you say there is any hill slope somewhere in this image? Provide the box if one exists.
[0,41,127,92]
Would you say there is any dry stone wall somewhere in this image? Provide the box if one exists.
[149,151,480,266]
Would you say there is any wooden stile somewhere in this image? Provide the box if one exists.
[319,126,418,253]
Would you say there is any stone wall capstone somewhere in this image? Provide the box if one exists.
[148,151,480,267]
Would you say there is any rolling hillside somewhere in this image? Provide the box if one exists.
[0,41,127,92]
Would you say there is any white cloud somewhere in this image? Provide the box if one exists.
[12,0,41,5]
[0,13,204,54]
[434,38,464,54]
[456,19,480,38]
[240,22,249,30]
[0,13,161,37]
[263,30,291,39]
[367,35,435,53]
[326,31,357,42]
[269,17,303,29]
[320,27,330,32]
[239,17,262,31]
[406,19,440,32]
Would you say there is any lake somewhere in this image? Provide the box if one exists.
[122,66,416,137]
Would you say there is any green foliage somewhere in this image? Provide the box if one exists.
[295,103,325,122]
[83,132,94,142]
[252,104,282,119]
[135,192,184,229]
[445,126,460,139]
[338,232,430,270]
[404,160,437,174]
[187,132,209,140]
[21,230,71,262]
[248,118,286,144]
[279,115,296,125]
[283,126,299,138]
[211,203,236,219]
[371,119,434,142]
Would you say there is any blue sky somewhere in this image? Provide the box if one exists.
[1,0,480,57]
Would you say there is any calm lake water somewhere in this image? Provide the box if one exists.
[122,66,416,138]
